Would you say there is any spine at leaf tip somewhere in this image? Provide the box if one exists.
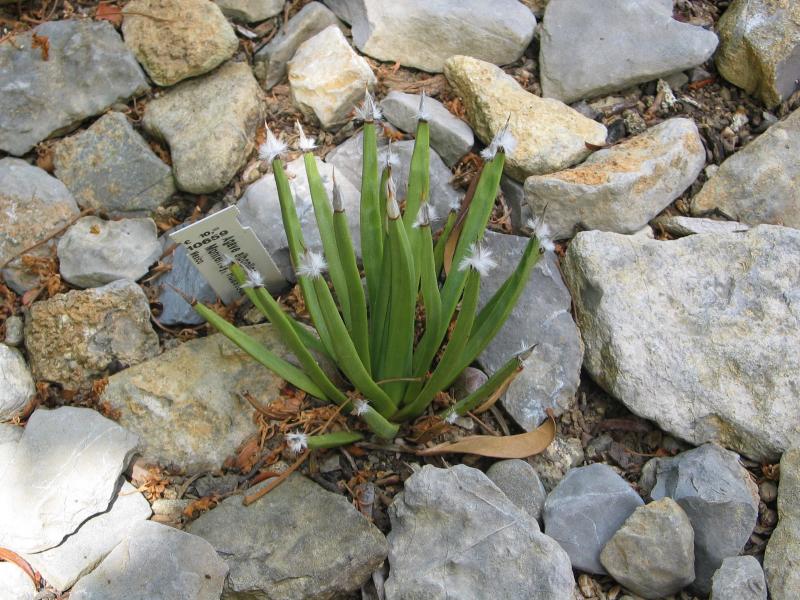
[295,120,317,152]
[259,123,288,163]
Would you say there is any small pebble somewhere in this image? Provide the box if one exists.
[3,315,23,347]
[758,480,778,503]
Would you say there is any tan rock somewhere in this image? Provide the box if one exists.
[444,55,607,181]
[288,25,376,129]
[122,0,238,87]
[716,0,800,108]
[143,61,263,193]
[24,279,159,388]
[100,324,316,469]
[691,107,800,227]
[525,118,706,238]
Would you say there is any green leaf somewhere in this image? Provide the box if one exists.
[272,158,335,357]
[360,122,383,312]
[306,431,364,449]
[230,264,350,407]
[333,203,370,371]
[310,274,397,417]
[303,153,351,325]
[192,302,327,400]
[443,353,523,418]
[379,211,416,403]
[394,268,482,421]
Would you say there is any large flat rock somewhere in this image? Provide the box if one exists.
[325,0,535,73]
[478,231,583,431]
[0,20,148,156]
[143,61,263,194]
[0,407,139,554]
[101,324,303,470]
[444,55,607,181]
[563,226,800,461]
[188,474,387,599]
[525,118,706,239]
[691,107,800,228]
[23,482,151,592]
[540,0,718,103]
[385,464,575,599]
[68,520,227,600]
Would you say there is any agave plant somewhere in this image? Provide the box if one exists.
[190,92,547,452]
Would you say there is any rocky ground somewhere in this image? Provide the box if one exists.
[1,0,799,598]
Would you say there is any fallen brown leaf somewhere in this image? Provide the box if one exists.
[418,413,556,458]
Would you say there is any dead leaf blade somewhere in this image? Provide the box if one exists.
[418,414,555,458]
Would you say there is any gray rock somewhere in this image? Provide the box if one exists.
[691,107,800,228]
[215,0,284,22]
[0,422,22,465]
[529,435,585,492]
[156,242,217,326]
[653,215,750,237]
[254,2,343,89]
[385,464,575,600]
[711,556,767,600]
[478,231,583,430]
[0,344,35,421]
[288,26,376,129]
[325,133,460,229]
[69,520,227,600]
[4,314,24,347]
[501,175,532,234]
[53,112,175,215]
[540,0,718,103]
[57,216,161,288]
[0,158,80,294]
[189,474,387,599]
[486,459,547,522]
[326,0,536,73]
[764,446,800,600]
[0,563,35,600]
[23,482,151,592]
[600,498,695,599]
[143,61,263,194]
[650,444,759,593]
[716,0,800,108]
[543,463,644,574]
[0,407,139,553]
[562,226,800,461]
[380,91,474,166]
[451,366,488,400]
[0,20,148,156]
[525,118,706,239]
[444,55,608,181]
[24,279,159,388]
[238,154,362,281]
[122,0,238,87]
[101,324,304,470]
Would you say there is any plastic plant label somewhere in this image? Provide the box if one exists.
[170,206,284,303]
